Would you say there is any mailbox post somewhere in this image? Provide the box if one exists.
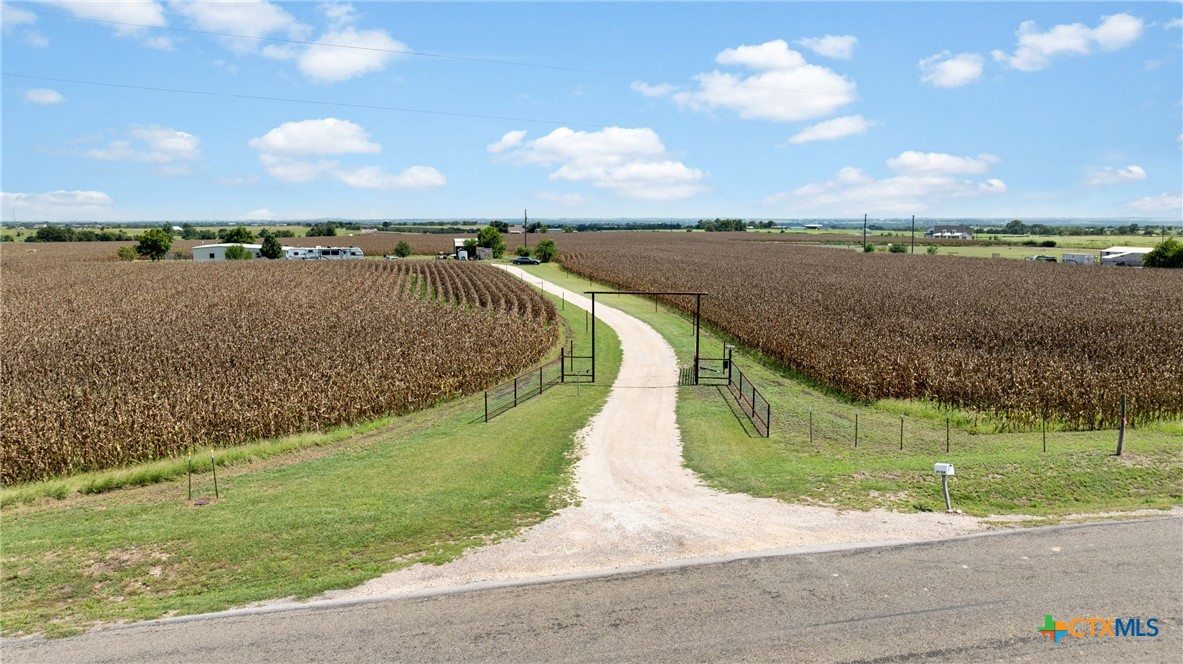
[934,463,955,512]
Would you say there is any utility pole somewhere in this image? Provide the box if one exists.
[524,209,529,249]
[862,213,868,251]
[910,214,916,253]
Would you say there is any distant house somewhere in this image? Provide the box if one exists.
[1100,246,1153,267]
[924,225,974,240]
[193,243,264,261]
[803,224,823,230]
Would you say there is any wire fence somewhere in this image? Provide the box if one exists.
[484,356,564,422]
[728,363,770,437]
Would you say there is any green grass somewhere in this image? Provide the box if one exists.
[518,262,1183,520]
[0,288,621,638]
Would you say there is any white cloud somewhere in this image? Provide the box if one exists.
[2,190,116,221]
[1,2,36,28]
[767,151,1006,215]
[1089,164,1148,186]
[298,27,405,82]
[171,0,308,54]
[318,1,358,29]
[918,51,984,88]
[82,126,203,174]
[1124,193,1182,214]
[788,115,875,144]
[649,39,856,122]
[242,208,276,220]
[334,165,445,189]
[24,88,64,105]
[536,191,589,206]
[248,118,380,156]
[46,1,170,47]
[1165,18,1183,30]
[795,35,858,60]
[24,31,48,46]
[886,151,1000,175]
[495,127,707,201]
[487,130,527,154]
[250,117,442,189]
[992,13,1144,71]
[630,81,679,98]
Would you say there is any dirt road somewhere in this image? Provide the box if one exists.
[324,266,982,600]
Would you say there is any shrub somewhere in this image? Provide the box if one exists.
[219,226,255,244]
[1040,240,1057,248]
[224,245,252,260]
[1143,237,1183,269]
[533,239,557,263]
[261,234,284,259]
[477,226,507,258]
[394,241,413,258]
[116,246,137,262]
[926,244,939,255]
[515,246,532,257]
[863,244,875,253]
[888,243,907,253]
[135,228,173,261]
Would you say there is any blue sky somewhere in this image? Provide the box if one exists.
[2,1,1181,222]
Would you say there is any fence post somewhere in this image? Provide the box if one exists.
[854,413,858,448]
[946,415,950,453]
[1042,414,1046,453]
[514,378,518,407]
[899,415,904,451]
[484,390,489,422]
[1115,394,1126,456]
[539,365,543,396]
[560,347,565,384]
[809,408,813,446]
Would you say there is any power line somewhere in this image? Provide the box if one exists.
[2,72,602,128]
[16,6,867,101]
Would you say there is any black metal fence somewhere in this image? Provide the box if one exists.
[484,355,563,422]
[727,363,771,437]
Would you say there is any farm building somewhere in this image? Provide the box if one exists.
[192,243,363,261]
[1100,246,1152,267]
[924,225,974,240]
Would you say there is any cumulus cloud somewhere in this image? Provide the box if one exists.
[630,81,680,98]
[24,88,63,105]
[495,127,708,201]
[642,39,856,122]
[1089,164,1148,186]
[334,165,445,189]
[2,190,116,221]
[992,13,1144,71]
[918,51,984,88]
[886,151,999,175]
[242,208,276,220]
[766,151,1006,215]
[1,2,35,28]
[298,26,406,82]
[1124,193,1182,214]
[487,130,527,154]
[83,125,203,174]
[794,35,858,60]
[171,0,308,54]
[47,0,171,48]
[249,118,380,156]
[1165,18,1182,30]
[788,115,875,144]
[250,117,443,189]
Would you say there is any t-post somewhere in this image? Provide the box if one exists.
[910,214,916,253]
[863,213,868,250]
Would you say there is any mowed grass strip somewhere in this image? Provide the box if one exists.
[1,288,621,638]
[518,262,1182,519]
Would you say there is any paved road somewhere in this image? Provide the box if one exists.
[5,518,1180,662]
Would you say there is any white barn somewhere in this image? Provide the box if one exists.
[192,243,264,261]
[1100,246,1153,267]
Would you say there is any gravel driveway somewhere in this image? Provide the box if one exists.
[323,266,983,600]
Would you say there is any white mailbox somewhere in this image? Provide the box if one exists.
[934,463,955,476]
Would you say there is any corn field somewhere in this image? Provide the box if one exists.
[1,250,557,483]
[558,235,1183,430]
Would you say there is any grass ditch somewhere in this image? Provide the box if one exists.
[1,285,622,638]
[518,262,1182,519]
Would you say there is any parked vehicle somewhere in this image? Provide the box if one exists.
[1025,255,1056,262]
[511,256,541,265]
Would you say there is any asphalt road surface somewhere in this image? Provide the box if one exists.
[5,517,1180,663]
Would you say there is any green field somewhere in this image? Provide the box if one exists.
[0,288,621,638]
[516,262,1182,520]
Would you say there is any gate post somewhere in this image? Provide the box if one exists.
[560,346,565,383]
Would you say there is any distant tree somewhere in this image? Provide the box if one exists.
[306,222,338,237]
[260,234,284,259]
[926,244,939,255]
[219,225,255,243]
[135,228,173,261]
[196,230,218,240]
[888,243,907,253]
[525,221,546,234]
[1,235,13,243]
[515,246,531,257]
[394,240,413,258]
[181,223,199,240]
[270,229,296,238]
[489,220,509,233]
[1143,238,1183,268]
[116,246,137,261]
[224,245,252,260]
[533,238,557,263]
[562,225,576,233]
[462,238,478,254]
[477,226,507,258]
[27,225,75,242]
[1040,240,1057,248]
[74,230,98,242]
[160,223,175,236]
[381,221,392,228]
